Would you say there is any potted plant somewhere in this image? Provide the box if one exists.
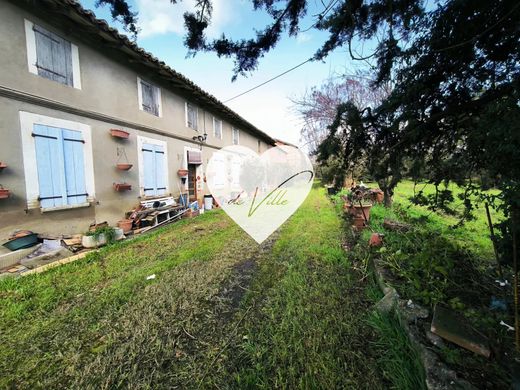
[343,186,373,223]
[0,162,7,172]
[110,128,130,139]
[82,226,124,248]
[113,182,132,191]
[177,168,189,177]
[0,185,10,199]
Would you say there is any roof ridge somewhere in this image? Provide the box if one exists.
[46,0,276,144]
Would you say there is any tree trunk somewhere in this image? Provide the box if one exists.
[378,179,396,208]
[383,189,393,208]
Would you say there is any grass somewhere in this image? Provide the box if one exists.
[392,180,501,261]
[219,185,383,389]
[346,180,513,387]
[0,184,390,388]
[0,211,259,388]
[367,311,426,390]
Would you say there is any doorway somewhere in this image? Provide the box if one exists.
[188,164,197,202]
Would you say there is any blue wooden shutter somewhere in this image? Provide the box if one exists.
[33,124,66,208]
[33,25,73,86]
[62,128,87,204]
[154,145,166,195]
[142,143,157,196]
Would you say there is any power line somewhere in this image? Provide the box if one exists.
[223,58,313,103]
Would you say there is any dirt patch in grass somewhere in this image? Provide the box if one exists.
[216,232,280,323]
[201,187,385,389]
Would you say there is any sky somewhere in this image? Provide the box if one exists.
[79,0,372,147]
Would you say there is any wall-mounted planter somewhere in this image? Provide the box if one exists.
[177,169,189,177]
[116,163,133,171]
[0,187,10,199]
[113,183,132,192]
[0,162,7,172]
[110,129,130,139]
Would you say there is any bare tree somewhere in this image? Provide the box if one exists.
[292,71,391,154]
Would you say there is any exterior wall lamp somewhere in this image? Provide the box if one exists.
[192,132,207,149]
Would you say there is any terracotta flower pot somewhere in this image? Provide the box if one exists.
[110,129,130,139]
[117,219,133,233]
[352,217,366,230]
[369,233,383,247]
[177,169,189,177]
[0,188,10,199]
[370,189,384,204]
[116,163,133,171]
[345,203,372,221]
[113,183,132,191]
[0,162,7,171]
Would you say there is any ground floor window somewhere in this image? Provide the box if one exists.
[138,136,169,197]
[19,112,95,210]
[33,125,87,208]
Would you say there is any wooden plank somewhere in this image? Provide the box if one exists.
[431,305,490,358]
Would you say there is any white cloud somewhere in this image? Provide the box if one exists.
[136,0,233,38]
[296,32,312,44]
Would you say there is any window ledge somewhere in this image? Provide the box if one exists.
[40,202,91,213]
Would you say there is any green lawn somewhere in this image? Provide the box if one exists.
[392,180,501,260]
[0,185,390,388]
[348,180,512,387]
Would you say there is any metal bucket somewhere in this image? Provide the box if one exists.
[204,195,213,210]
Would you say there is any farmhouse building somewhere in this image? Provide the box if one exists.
[0,0,275,240]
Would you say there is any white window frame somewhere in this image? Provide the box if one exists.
[137,77,162,117]
[185,102,198,130]
[213,117,222,140]
[19,111,95,211]
[137,135,169,197]
[24,19,82,90]
[232,127,240,145]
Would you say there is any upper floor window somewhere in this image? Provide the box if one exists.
[24,20,81,89]
[213,117,222,139]
[137,77,161,117]
[232,127,240,145]
[186,102,198,130]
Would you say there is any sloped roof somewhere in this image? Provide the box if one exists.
[17,0,276,145]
